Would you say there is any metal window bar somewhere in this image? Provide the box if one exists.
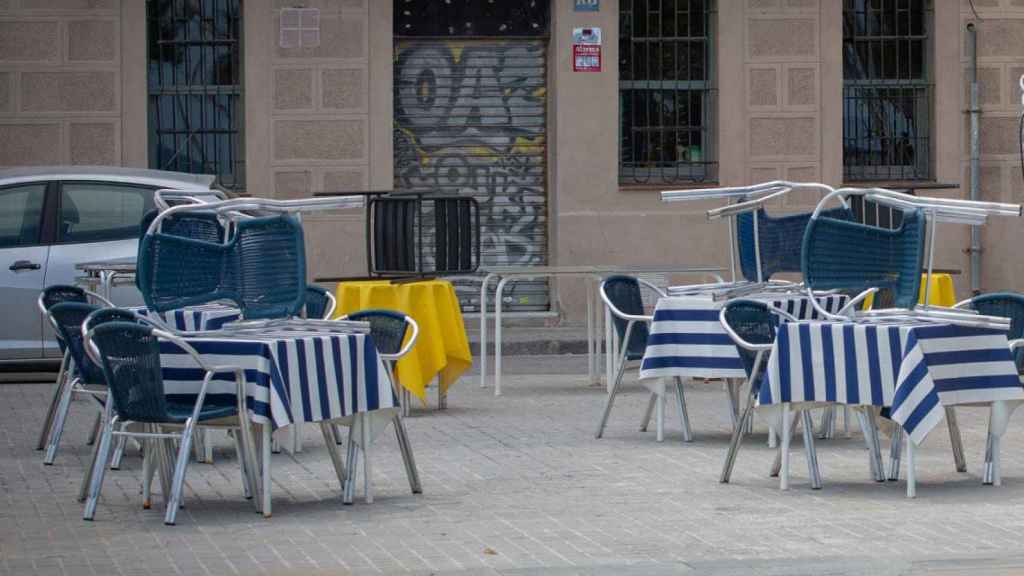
[842,0,931,182]
[147,0,245,192]
[619,0,717,185]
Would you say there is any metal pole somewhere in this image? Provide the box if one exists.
[967,22,982,295]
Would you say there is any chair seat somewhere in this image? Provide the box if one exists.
[164,397,239,423]
[624,350,645,362]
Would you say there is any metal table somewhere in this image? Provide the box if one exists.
[75,257,137,301]
[479,265,725,396]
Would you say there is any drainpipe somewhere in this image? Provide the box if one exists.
[967,23,982,296]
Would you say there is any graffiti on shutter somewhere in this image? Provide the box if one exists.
[394,39,549,312]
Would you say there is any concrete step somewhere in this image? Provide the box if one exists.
[466,324,602,356]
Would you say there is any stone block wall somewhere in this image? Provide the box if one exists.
[0,0,122,166]
[960,1,1024,292]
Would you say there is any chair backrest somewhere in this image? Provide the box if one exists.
[368,195,480,276]
[965,292,1024,369]
[721,300,780,378]
[737,207,853,281]
[802,208,925,309]
[87,322,169,423]
[137,213,306,320]
[345,309,410,356]
[601,275,649,360]
[304,285,333,320]
[48,302,105,385]
[137,210,226,291]
[84,308,146,333]
[40,284,88,311]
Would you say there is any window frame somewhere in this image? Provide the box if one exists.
[618,0,718,186]
[52,181,157,246]
[0,182,52,250]
[842,0,933,182]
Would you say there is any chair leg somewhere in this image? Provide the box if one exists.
[801,410,822,490]
[720,402,755,483]
[143,433,156,509]
[725,380,739,428]
[991,433,1002,487]
[165,422,195,525]
[655,391,665,443]
[193,428,206,463]
[639,393,656,432]
[86,411,102,446]
[231,429,253,500]
[334,424,345,445]
[393,413,422,494]
[856,409,885,482]
[109,425,128,470]
[674,377,693,442]
[888,424,903,481]
[43,377,77,465]
[945,406,967,473]
[361,414,373,504]
[319,422,347,490]
[37,353,69,451]
[83,416,115,521]
[79,414,106,502]
[343,425,357,505]
[595,356,629,439]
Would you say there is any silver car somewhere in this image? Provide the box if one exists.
[0,166,222,363]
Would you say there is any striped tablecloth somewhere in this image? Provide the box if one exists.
[639,293,848,381]
[131,304,241,332]
[760,321,1024,444]
[159,331,396,429]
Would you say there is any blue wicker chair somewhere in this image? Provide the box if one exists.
[335,308,422,504]
[802,208,926,314]
[737,207,853,282]
[304,285,337,320]
[82,319,258,524]
[717,299,822,490]
[35,285,114,452]
[39,302,107,466]
[595,275,693,443]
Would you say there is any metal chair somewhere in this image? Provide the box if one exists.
[367,194,480,277]
[35,285,114,453]
[82,320,259,525]
[304,285,337,320]
[595,275,692,443]
[39,301,109,465]
[954,292,1024,486]
[336,309,422,504]
[736,206,853,282]
[717,299,822,490]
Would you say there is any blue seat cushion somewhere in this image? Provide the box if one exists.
[164,395,240,423]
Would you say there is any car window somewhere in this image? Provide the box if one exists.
[59,183,155,244]
[0,184,46,249]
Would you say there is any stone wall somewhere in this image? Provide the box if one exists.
[0,0,123,166]
[960,0,1024,293]
[246,0,392,282]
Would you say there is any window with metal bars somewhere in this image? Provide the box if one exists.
[842,0,931,182]
[147,0,245,192]
[619,0,716,185]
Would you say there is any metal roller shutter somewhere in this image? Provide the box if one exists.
[394,39,549,313]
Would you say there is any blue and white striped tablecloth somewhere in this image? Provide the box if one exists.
[639,293,848,381]
[760,321,1024,444]
[131,304,241,332]
[158,331,396,429]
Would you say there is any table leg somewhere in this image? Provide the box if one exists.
[320,422,346,489]
[906,435,916,498]
[479,273,496,389]
[945,406,967,473]
[361,413,373,504]
[780,404,791,491]
[261,423,271,517]
[438,375,447,410]
[605,304,613,393]
[587,280,594,384]
[494,277,511,397]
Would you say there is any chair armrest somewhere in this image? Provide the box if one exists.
[718,307,773,352]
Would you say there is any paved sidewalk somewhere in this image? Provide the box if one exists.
[4,358,1024,575]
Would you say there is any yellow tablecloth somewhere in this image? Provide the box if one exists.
[862,273,957,309]
[333,279,472,402]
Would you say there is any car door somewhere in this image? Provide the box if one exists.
[42,181,156,357]
[0,182,51,360]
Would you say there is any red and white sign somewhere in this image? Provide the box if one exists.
[572,27,601,72]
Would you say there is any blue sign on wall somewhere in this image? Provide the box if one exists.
[574,0,599,12]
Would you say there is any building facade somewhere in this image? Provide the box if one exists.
[1,0,1022,322]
